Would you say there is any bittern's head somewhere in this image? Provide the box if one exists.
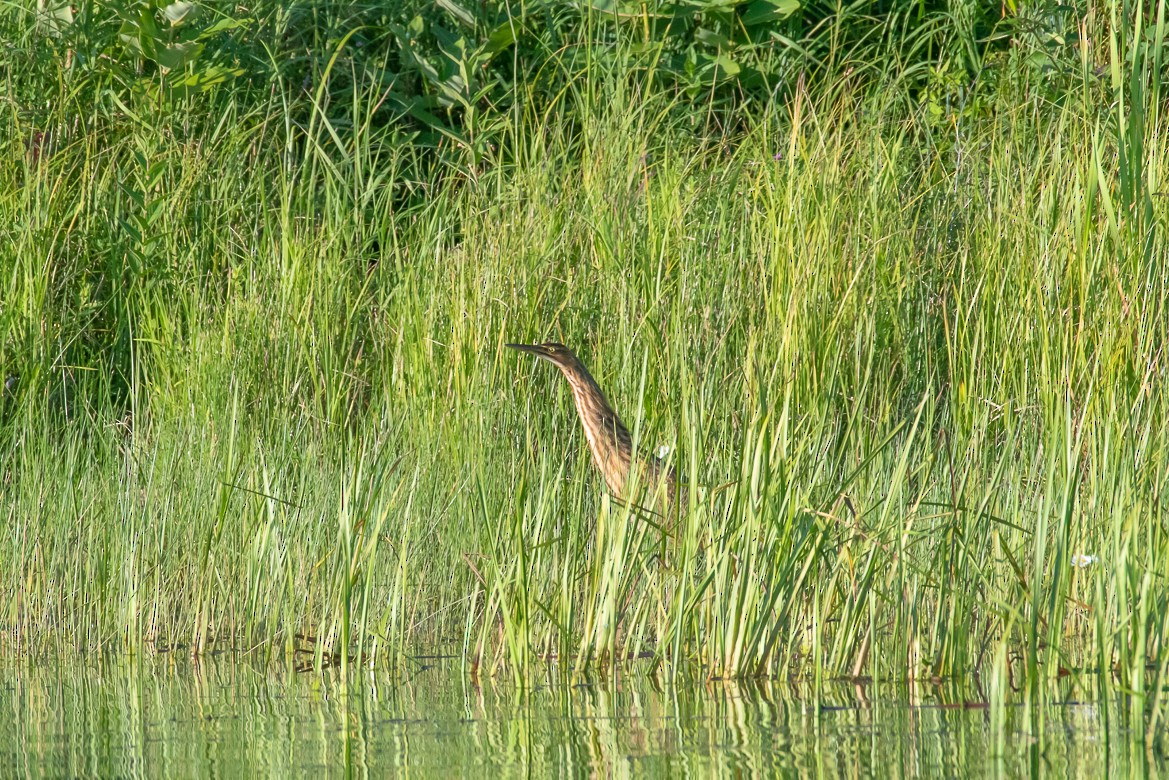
[506,342,582,372]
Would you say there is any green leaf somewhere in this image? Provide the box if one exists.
[712,53,740,78]
[1025,51,1054,71]
[36,0,74,36]
[436,0,476,28]
[145,161,168,190]
[163,1,194,26]
[198,17,249,38]
[432,24,467,60]
[118,23,146,56]
[154,40,204,70]
[484,21,517,55]
[685,0,743,9]
[146,199,167,225]
[392,24,443,86]
[119,218,143,245]
[168,64,244,96]
[741,0,800,26]
[695,27,729,48]
[135,5,162,42]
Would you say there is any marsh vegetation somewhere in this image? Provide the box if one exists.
[1,0,1167,735]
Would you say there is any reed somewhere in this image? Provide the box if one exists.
[0,2,1165,711]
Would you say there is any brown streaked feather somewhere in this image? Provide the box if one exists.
[508,342,678,513]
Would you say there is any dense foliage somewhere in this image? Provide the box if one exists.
[1,0,1167,729]
[2,0,1151,413]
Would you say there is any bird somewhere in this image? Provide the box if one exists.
[507,342,680,519]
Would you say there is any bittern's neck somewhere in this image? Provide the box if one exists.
[556,363,612,415]
[555,362,632,460]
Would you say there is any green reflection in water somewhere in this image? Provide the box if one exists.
[1,661,1164,778]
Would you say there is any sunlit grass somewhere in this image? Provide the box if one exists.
[0,4,1166,733]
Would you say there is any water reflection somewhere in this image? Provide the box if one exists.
[1,660,1164,777]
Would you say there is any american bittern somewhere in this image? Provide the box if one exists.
[507,342,679,516]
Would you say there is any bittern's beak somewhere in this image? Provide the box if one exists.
[506,343,551,359]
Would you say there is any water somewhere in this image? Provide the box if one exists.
[1,660,1163,777]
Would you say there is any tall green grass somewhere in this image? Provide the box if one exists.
[0,0,1167,722]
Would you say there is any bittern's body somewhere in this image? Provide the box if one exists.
[508,342,678,514]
